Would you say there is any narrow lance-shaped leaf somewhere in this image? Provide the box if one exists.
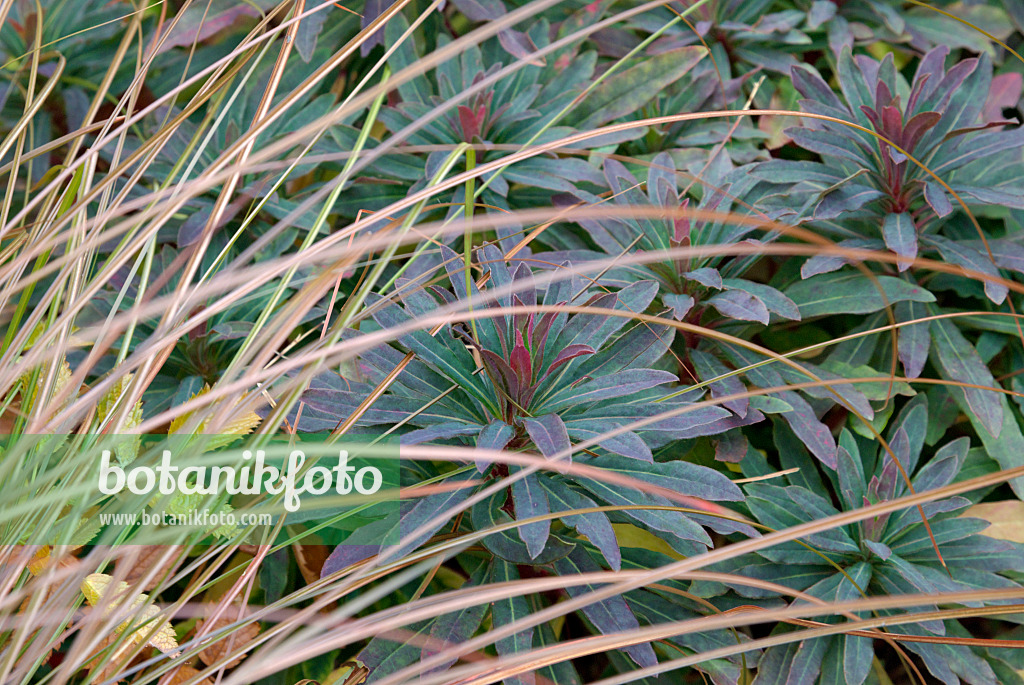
[490,560,536,685]
[512,473,551,559]
[882,212,917,272]
[476,420,515,473]
[523,413,572,459]
[542,479,621,571]
[897,299,930,379]
[576,47,706,128]
[552,547,658,668]
[930,317,1002,438]
[785,272,935,318]
[707,289,770,325]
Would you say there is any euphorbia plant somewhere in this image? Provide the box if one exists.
[720,396,1024,685]
[286,245,761,676]
[753,47,1024,289]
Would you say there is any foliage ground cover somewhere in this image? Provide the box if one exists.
[1,0,1024,683]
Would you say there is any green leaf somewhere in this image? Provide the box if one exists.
[785,272,935,318]
[490,561,536,685]
[552,547,658,668]
[929,318,1002,439]
[511,472,550,559]
[471,492,576,565]
[542,479,621,570]
[523,413,571,458]
[882,212,917,272]
[576,47,706,128]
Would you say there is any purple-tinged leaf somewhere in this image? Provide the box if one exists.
[542,480,621,571]
[807,0,837,29]
[926,235,1008,305]
[476,420,515,473]
[423,567,489,672]
[322,472,476,577]
[401,423,482,446]
[786,272,935,318]
[930,318,1002,438]
[512,473,551,559]
[563,403,733,441]
[827,15,853,56]
[836,442,865,512]
[448,0,503,20]
[541,344,596,380]
[800,239,884,279]
[510,329,533,385]
[524,413,571,458]
[787,635,828,685]
[586,455,742,502]
[294,0,331,63]
[540,369,677,411]
[359,0,390,55]
[481,350,522,401]
[690,348,748,418]
[473,493,576,565]
[964,239,1024,277]
[497,28,542,64]
[723,279,801,321]
[714,430,748,463]
[779,391,838,469]
[708,289,770,325]
[924,181,953,217]
[576,47,706,128]
[567,425,652,461]
[684,267,722,289]
[882,212,918,272]
[814,184,885,219]
[553,547,658,668]
[792,63,844,109]
[159,0,278,53]
[663,293,694,321]
[913,437,968,493]
[490,561,536,685]
[897,299,930,379]
[777,363,874,420]
[983,72,1023,125]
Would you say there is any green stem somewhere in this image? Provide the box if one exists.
[464,146,478,342]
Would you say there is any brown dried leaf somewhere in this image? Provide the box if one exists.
[965,501,1024,543]
[116,545,184,591]
[293,544,330,585]
[196,605,261,669]
[164,665,215,685]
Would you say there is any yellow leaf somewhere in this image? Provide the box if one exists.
[97,373,144,464]
[168,384,261,447]
[965,501,1024,544]
[28,544,82,576]
[80,573,179,654]
[324,660,370,685]
[611,523,684,560]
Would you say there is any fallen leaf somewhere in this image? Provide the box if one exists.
[196,603,261,668]
[965,501,1024,543]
